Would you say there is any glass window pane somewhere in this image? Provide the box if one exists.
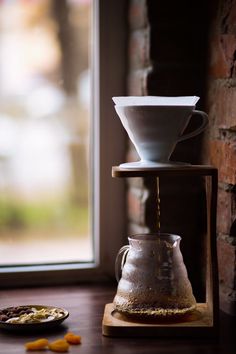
[0,0,93,265]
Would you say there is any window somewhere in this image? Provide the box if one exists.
[0,0,93,266]
[0,0,127,286]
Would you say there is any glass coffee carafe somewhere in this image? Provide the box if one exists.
[114,233,196,318]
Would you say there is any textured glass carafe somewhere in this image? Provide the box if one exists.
[113,234,196,318]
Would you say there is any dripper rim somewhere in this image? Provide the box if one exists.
[114,104,196,109]
[112,95,200,106]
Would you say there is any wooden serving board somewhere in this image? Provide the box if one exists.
[102,303,217,337]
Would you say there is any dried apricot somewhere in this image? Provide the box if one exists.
[64,332,81,344]
[48,339,69,352]
[25,338,49,350]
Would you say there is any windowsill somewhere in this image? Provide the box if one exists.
[0,284,235,353]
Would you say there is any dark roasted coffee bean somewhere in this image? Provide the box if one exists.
[16,308,22,312]
[2,309,9,314]
[24,309,33,314]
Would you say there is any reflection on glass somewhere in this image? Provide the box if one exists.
[0,0,92,265]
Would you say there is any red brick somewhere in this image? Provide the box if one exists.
[221,35,236,75]
[127,186,148,225]
[129,29,150,70]
[207,82,236,133]
[129,0,148,30]
[209,33,230,78]
[208,25,236,78]
[219,284,236,316]
[127,176,144,190]
[217,188,232,234]
[221,1,236,35]
[128,222,149,235]
[232,199,236,227]
[127,143,139,163]
[217,237,236,289]
[209,139,236,184]
[127,68,150,95]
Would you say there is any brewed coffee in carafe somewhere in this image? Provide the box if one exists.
[114,234,196,318]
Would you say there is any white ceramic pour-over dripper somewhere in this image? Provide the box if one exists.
[113,96,208,169]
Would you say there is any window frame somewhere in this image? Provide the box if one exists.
[0,0,127,287]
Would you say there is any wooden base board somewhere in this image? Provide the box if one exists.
[102,303,217,337]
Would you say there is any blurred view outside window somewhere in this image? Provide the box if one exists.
[0,0,92,265]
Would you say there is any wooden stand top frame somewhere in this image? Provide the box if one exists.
[112,164,218,178]
[102,164,219,337]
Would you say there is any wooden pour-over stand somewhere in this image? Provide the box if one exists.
[102,165,219,337]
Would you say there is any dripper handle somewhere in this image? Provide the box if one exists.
[115,245,130,282]
[177,110,208,142]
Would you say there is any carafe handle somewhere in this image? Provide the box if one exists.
[177,110,208,142]
[115,245,130,282]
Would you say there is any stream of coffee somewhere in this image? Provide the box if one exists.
[156,177,161,233]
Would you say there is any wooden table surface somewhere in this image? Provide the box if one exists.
[0,284,235,354]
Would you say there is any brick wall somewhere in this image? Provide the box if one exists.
[126,0,236,315]
[203,0,236,315]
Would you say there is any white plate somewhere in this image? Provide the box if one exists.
[0,305,69,331]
